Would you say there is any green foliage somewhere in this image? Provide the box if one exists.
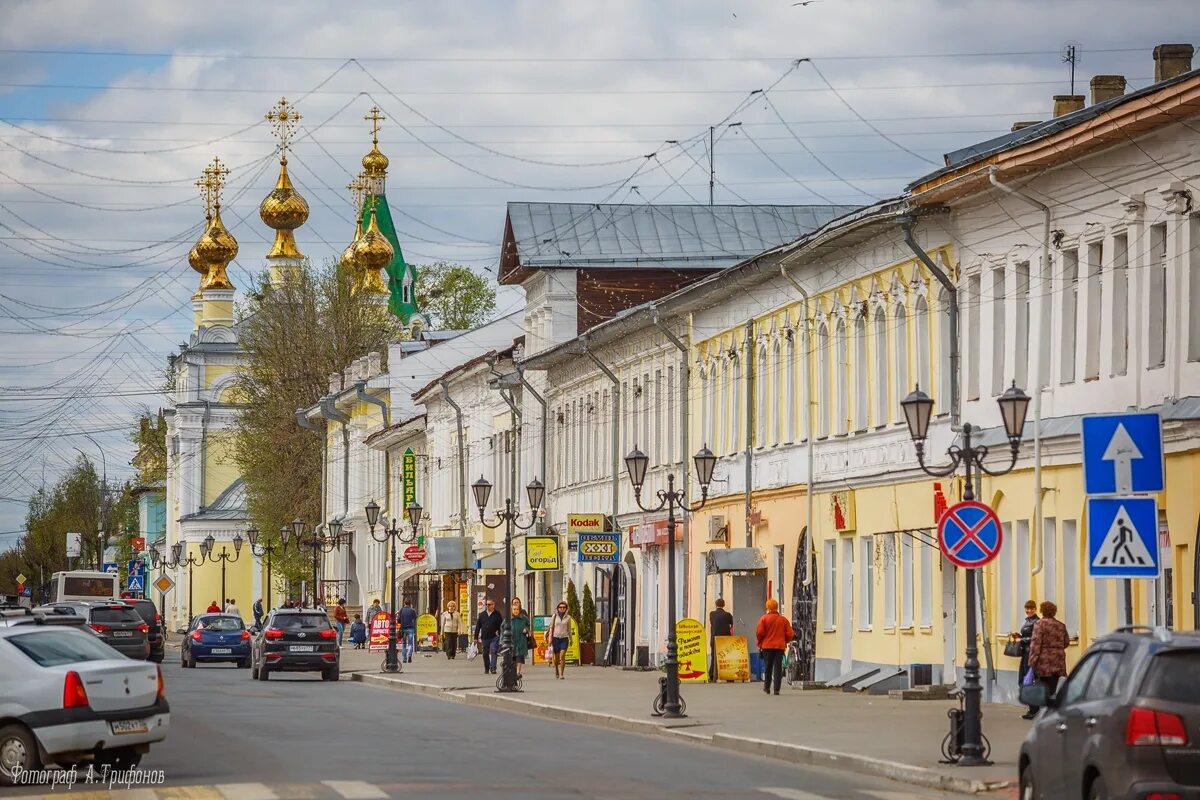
[566,579,582,632]
[416,262,496,330]
[130,412,167,485]
[580,583,596,643]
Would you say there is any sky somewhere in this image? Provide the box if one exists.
[0,0,1194,549]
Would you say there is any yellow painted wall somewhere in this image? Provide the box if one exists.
[202,431,239,507]
[178,543,255,623]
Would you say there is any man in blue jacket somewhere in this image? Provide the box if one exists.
[398,599,418,663]
[473,599,504,674]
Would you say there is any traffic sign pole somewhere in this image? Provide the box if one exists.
[957,428,987,767]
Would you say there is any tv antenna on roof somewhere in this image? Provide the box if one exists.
[1062,42,1082,96]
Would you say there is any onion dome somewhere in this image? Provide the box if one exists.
[260,159,308,260]
[362,144,389,176]
[188,231,209,276]
[340,219,363,272]
[349,206,392,295]
[196,209,238,291]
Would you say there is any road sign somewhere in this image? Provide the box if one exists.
[153,575,175,594]
[1082,412,1164,496]
[102,562,118,574]
[14,573,25,585]
[130,537,145,553]
[126,574,144,593]
[1087,497,1160,578]
[938,500,1004,569]
[403,545,426,563]
[127,559,145,576]
[18,586,31,598]
[578,532,621,563]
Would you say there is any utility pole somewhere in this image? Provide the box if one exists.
[708,126,715,205]
[1062,43,1079,95]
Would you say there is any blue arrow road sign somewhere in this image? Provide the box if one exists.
[1087,497,1160,578]
[126,574,145,593]
[102,562,118,574]
[1082,412,1164,496]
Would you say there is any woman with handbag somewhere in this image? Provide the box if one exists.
[509,597,532,677]
[1026,600,1069,718]
[441,601,461,659]
[1008,600,1039,718]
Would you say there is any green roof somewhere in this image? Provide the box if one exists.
[361,194,420,323]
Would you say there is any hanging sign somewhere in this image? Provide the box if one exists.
[402,448,417,510]
[525,536,560,570]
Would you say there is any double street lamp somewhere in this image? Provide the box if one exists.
[471,476,545,693]
[150,541,206,623]
[622,445,717,718]
[201,532,243,606]
[364,500,422,674]
[245,525,286,612]
[291,518,341,608]
[900,381,1030,767]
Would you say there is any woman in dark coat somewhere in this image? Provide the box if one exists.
[1015,601,1039,718]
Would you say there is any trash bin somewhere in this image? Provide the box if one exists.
[749,651,763,682]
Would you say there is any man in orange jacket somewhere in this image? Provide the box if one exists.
[756,598,794,696]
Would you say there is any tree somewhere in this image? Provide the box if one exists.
[130,412,167,485]
[416,262,496,330]
[580,583,596,644]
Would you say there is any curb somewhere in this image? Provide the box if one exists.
[351,673,1013,795]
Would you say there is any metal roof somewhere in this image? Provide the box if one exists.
[505,202,860,269]
[179,478,246,522]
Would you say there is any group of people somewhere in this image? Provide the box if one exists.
[205,598,241,616]
[1010,599,1070,719]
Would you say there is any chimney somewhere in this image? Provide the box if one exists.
[1153,44,1194,82]
[366,351,382,377]
[1053,95,1085,118]
[1090,75,1126,105]
[328,372,341,394]
[1011,120,1042,132]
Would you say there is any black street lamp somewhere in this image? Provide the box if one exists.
[472,476,544,692]
[365,500,420,673]
[622,445,716,718]
[246,525,285,612]
[157,540,208,623]
[289,518,340,608]
[900,380,1030,767]
[202,532,244,604]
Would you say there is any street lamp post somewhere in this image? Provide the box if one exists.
[364,500,421,673]
[622,445,717,718]
[900,381,1030,767]
[290,518,340,608]
[471,476,545,693]
[158,540,209,623]
[246,525,286,612]
[202,532,244,604]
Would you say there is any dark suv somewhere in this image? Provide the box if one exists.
[1019,626,1200,799]
[251,608,339,681]
[42,601,150,659]
[121,598,164,662]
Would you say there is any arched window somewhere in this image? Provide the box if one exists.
[817,322,830,438]
[772,340,783,446]
[915,296,931,397]
[699,365,710,453]
[785,333,797,443]
[854,314,868,431]
[873,310,888,427]
[732,354,743,454]
[757,346,768,448]
[835,318,848,435]
[894,304,909,424]
[937,289,953,414]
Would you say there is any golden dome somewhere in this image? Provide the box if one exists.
[349,206,393,275]
[259,159,309,231]
[196,208,238,291]
[340,220,363,271]
[188,229,209,275]
[362,145,389,176]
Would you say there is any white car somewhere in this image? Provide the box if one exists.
[0,621,170,786]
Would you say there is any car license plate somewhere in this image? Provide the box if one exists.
[289,645,315,653]
[110,720,148,735]
[113,631,133,637]
[211,648,232,654]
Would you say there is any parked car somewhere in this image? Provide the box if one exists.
[182,614,250,668]
[41,602,150,660]
[0,624,169,784]
[251,608,339,681]
[1019,626,1200,800]
[121,598,165,663]
[0,607,86,629]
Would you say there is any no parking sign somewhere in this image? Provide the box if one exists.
[938,500,1003,569]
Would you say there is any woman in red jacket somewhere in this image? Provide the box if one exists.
[756,598,794,696]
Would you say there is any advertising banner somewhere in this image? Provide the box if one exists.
[65,531,82,558]
[368,612,392,652]
[714,635,751,682]
[566,513,605,534]
[416,612,438,650]
[566,617,581,665]
[578,532,621,563]
[676,618,708,682]
[402,448,417,509]
[532,615,550,664]
[524,536,560,571]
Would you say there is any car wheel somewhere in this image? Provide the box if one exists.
[0,724,41,786]
[238,656,250,668]
[323,666,340,681]
[1019,763,1034,800]
[94,746,141,772]
[1087,774,1108,800]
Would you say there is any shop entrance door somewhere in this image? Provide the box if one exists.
[731,572,767,646]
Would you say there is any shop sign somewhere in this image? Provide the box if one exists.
[578,532,621,563]
[416,613,439,649]
[714,635,750,682]
[368,612,392,652]
[525,536,561,570]
[676,618,708,682]
[402,448,417,509]
[567,513,605,534]
[628,519,684,548]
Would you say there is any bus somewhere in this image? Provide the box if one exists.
[49,570,119,603]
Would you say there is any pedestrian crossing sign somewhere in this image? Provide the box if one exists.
[1087,497,1160,578]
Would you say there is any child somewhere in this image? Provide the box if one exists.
[349,613,367,649]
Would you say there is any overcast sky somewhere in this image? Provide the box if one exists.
[0,0,1193,549]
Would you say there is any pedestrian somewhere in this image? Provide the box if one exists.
[252,597,264,629]
[549,601,572,680]
[441,601,461,659]
[398,599,418,663]
[1026,600,1070,715]
[225,598,240,618]
[708,597,734,682]
[333,598,349,646]
[755,598,794,696]
[366,598,383,621]
[1012,600,1039,718]
[509,597,532,677]
[349,614,367,649]
[474,598,503,674]
[206,600,221,613]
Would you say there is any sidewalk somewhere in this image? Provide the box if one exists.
[339,647,1024,795]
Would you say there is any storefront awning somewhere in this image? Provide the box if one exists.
[705,547,767,574]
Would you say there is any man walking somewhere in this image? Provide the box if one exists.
[474,599,503,675]
[252,597,264,629]
[708,598,734,682]
[398,599,418,663]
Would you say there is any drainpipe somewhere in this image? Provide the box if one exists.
[355,380,391,518]
[988,169,1049,577]
[652,306,690,616]
[439,380,468,537]
[780,263,816,587]
[320,395,352,520]
[296,408,327,545]
[743,319,755,548]
[899,216,960,431]
[582,336,620,541]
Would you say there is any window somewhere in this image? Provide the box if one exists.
[1149,224,1167,368]
[732,357,743,452]
[882,534,896,628]
[1043,518,1057,602]
[666,367,675,462]
[7,629,126,666]
[1141,651,1200,704]
[835,319,848,435]
[654,370,663,458]
[1190,218,1200,362]
[914,296,930,397]
[1037,255,1052,388]
[785,335,797,442]
[772,342,783,446]
[642,371,651,452]
[919,536,933,626]
[1081,651,1121,702]
[1014,262,1030,390]
[938,289,953,409]
[817,323,830,438]
[991,265,1006,396]
[757,348,768,447]
[1063,520,1079,636]
[999,521,1014,633]
[1060,250,1078,384]
[1112,234,1129,375]
[859,537,874,629]
[1084,241,1103,380]
[901,535,914,628]
[823,540,837,629]
[894,305,909,419]
[874,311,889,424]
[700,367,711,451]
[967,274,981,400]
[1061,654,1100,706]
[854,315,868,430]
[1015,521,1030,622]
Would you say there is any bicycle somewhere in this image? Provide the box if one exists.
[940,689,991,763]
[784,640,803,686]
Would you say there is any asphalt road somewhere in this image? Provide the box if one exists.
[127,659,961,800]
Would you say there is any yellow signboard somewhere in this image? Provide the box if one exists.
[566,617,580,665]
[567,513,605,534]
[416,613,438,649]
[525,536,560,571]
[676,618,708,682]
[458,582,469,628]
[714,635,751,682]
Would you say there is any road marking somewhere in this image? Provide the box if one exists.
[155,788,225,799]
[323,781,388,799]
[758,789,830,800]
[217,783,279,800]
[862,791,943,800]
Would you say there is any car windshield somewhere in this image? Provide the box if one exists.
[198,616,243,632]
[272,614,330,630]
[1140,650,1200,704]
[126,602,156,624]
[91,607,141,624]
[5,628,122,666]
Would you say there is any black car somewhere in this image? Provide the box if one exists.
[251,608,339,681]
[121,598,164,662]
[45,601,150,659]
[1019,626,1200,799]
